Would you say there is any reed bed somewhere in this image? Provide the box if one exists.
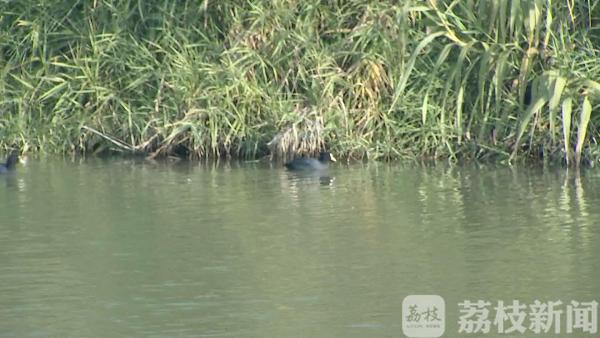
[0,0,599,164]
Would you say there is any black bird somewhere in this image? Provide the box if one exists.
[0,150,19,174]
[285,152,337,171]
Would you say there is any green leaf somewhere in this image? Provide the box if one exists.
[548,76,567,140]
[511,96,547,161]
[561,97,572,164]
[388,31,445,114]
[575,97,592,165]
[39,82,68,102]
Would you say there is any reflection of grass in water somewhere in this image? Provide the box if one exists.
[1,1,599,165]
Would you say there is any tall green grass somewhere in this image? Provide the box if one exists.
[0,0,599,164]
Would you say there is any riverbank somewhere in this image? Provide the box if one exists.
[1,1,599,164]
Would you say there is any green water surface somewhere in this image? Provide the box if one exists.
[0,158,598,337]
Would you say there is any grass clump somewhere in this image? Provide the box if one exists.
[0,0,599,165]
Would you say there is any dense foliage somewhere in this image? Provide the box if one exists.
[1,0,599,164]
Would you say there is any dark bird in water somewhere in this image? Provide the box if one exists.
[285,152,337,171]
[0,150,19,174]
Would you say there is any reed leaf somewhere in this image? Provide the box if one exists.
[561,97,572,164]
[575,97,592,165]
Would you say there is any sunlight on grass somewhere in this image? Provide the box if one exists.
[0,0,598,164]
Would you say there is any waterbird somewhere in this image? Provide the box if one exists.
[285,152,337,171]
[0,150,19,174]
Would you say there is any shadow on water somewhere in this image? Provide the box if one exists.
[0,172,18,189]
[284,170,336,187]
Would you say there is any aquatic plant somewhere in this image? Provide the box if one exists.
[0,0,598,164]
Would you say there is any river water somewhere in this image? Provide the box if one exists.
[0,157,598,337]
